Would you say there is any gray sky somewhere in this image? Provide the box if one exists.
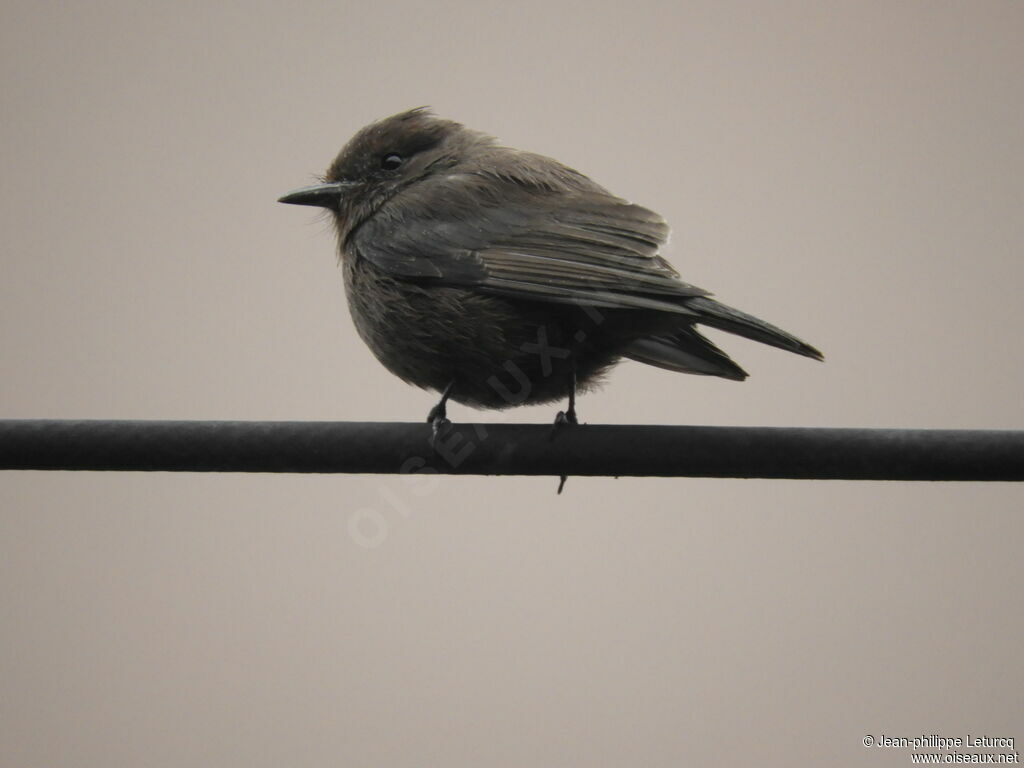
[1,1,1021,765]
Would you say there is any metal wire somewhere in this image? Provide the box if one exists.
[1,419,1022,480]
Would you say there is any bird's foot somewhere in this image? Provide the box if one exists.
[426,400,447,425]
[428,417,452,452]
[426,403,452,451]
[554,408,579,427]
[552,406,578,494]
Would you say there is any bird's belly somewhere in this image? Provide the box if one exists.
[343,258,622,409]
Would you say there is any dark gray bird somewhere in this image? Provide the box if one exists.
[279,108,822,434]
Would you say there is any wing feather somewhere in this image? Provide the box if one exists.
[349,170,706,310]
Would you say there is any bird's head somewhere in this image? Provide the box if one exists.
[278,107,489,234]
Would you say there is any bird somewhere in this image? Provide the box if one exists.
[279,108,822,438]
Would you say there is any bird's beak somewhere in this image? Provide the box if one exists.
[277,181,355,209]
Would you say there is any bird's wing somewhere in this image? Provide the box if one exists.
[349,172,708,314]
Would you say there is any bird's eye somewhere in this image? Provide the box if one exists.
[381,154,403,171]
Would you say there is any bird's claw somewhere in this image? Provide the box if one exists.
[426,402,447,425]
[554,409,579,427]
[429,416,452,451]
[425,382,457,451]
[553,408,578,493]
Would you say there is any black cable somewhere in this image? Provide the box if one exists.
[1,420,1022,480]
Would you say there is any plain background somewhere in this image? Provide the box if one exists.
[1,0,1021,765]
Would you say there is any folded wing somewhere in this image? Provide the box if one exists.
[350,171,707,314]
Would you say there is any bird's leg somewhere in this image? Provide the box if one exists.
[426,380,455,448]
[553,366,578,494]
[554,368,579,427]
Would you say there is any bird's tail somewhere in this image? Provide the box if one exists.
[622,296,822,380]
[686,296,823,361]
[623,327,749,380]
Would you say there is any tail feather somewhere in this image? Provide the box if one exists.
[623,327,748,381]
[685,296,824,361]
